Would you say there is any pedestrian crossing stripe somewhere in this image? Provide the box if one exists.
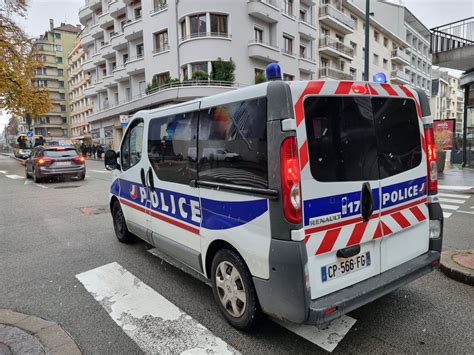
[438,193,470,199]
[438,197,467,204]
[443,212,452,218]
[5,175,23,179]
[441,204,460,211]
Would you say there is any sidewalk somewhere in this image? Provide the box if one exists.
[0,310,81,354]
[438,166,474,190]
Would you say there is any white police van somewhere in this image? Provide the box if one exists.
[105,70,443,330]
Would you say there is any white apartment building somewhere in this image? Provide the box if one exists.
[353,0,432,96]
[78,0,318,147]
[431,69,464,134]
[68,40,93,140]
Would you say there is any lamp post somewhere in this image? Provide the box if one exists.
[364,0,370,81]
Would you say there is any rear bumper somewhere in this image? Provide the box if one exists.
[38,166,85,176]
[306,250,440,325]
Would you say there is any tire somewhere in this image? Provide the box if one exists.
[33,168,42,183]
[77,173,85,181]
[25,165,31,179]
[112,201,133,243]
[211,249,260,330]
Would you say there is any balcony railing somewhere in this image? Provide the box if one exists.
[150,2,168,14]
[319,67,353,80]
[319,36,354,57]
[248,0,278,7]
[391,70,410,82]
[391,49,410,63]
[180,32,232,42]
[319,4,355,30]
[153,45,170,54]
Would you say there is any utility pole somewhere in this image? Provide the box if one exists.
[364,0,370,81]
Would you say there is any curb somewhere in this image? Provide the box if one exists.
[439,250,474,286]
[0,309,81,354]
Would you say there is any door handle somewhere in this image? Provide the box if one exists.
[140,168,146,186]
[147,167,155,190]
[361,182,374,222]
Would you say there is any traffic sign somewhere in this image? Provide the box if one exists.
[27,131,33,138]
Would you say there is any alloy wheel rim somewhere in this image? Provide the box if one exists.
[215,261,246,318]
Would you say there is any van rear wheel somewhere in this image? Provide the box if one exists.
[112,201,133,243]
[211,249,260,330]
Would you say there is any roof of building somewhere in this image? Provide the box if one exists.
[54,23,81,33]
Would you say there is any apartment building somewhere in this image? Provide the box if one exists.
[317,0,409,82]
[78,0,318,148]
[353,0,432,96]
[68,40,93,141]
[31,21,81,142]
[431,69,464,134]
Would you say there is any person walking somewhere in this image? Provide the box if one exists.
[92,144,97,159]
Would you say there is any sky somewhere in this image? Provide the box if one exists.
[1,0,473,133]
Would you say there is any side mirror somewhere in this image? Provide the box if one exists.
[104,149,120,171]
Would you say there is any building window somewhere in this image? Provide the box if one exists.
[134,6,142,20]
[59,93,65,99]
[373,53,379,65]
[350,15,358,29]
[154,29,169,52]
[320,57,328,68]
[58,69,64,76]
[55,33,61,39]
[210,14,228,35]
[153,0,167,11]
[190,13,207,35]
[350,67,357,80]
[300,45,306,58]
[283,35,293,55]
[180,20,186,39]
[152,72,170,88]
[335,33,344,43]
[136,44,144,58]
[383,37,389,47]
[59,80,64,88]
[36,68,46,75]
[254,27,263,42]
[123,53,129,64]
[299,9,306,21]
[191,62,208,77]
[284,0,293,16]
[350,41,357,55]
[320,27,329,38]
[55,45,63,51]
[56,57,63,63]
[374,31,379,42]
[61,105,66,112]
[283,73,294,81]
[254,68,265,84]
[383,58,388,69]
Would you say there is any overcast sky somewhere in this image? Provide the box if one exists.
[2,0,473,132]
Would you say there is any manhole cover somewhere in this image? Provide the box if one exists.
[80,205,109,215]
[54,185,81,189]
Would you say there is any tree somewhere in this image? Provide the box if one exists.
[0,1,51,118]
[6,116,19,136]
[211,58,235,83]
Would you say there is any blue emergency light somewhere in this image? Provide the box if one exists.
[266,63,282,81]
[373,72,387,83]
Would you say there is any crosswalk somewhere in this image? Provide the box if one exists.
[438,190,471,218]
[76,260,356,353]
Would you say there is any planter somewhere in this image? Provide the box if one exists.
[437,150,446,173]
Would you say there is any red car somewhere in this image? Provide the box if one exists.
[25,146,86,183]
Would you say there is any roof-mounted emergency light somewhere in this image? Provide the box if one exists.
[373,72,387,83]
[266,63,282,81]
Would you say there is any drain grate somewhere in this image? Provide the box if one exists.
[54,185,81,189]
[80,205,109,215]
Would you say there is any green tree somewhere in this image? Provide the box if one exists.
[211,58,235,83]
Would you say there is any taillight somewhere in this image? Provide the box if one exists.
[37,158,52,165]
[280,136,302,224]
[73,156,85,163]
[424,127,438,194]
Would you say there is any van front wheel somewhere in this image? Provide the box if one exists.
[112,201,133,243]
[211,249,260,330]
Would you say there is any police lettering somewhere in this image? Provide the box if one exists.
[382,185,419,206]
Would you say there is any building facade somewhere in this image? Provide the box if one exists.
[431,69,464,134]
[31,21,81,142]
[68,40,93,141]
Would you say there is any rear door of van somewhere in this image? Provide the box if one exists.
[294,81,383,300]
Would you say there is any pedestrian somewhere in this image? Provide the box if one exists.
[92,144,97,159]
[97,144,103,159]
[80,142,87,158]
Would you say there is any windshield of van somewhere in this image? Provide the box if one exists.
[304,96,421,182]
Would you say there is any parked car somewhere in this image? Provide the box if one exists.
[25,146,86,182]
[14,148,31,160]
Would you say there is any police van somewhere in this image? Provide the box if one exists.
[105,71,443,330]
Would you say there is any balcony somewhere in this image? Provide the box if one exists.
[319,67,353,80]
[150,2,168,16]
[90,23,103,38]
[247,0,280,23]
[83,58,95,73]
[88,0,102,10]
[125,55,145,75]
[319,36,354,60]
[248,40,280,63]
[109,0,126,16]
[391,49,410,65]
[298,56,317,73]
[80,30,94,46]
[298,20,317,40]
[111,31,127,50]
[319,4,355,34]
[79,5,93,24]
[123,19,143,40]
[390,70,411,84]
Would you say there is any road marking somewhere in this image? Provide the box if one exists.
[34,183,48,189]
[24,180,32,185]
[0,170,7,174]
[441,204,459,211]
[438,197,467,204]
[5,175,24,179]
[457,210,474,215]
[438,185,473,192]
[89,170,109,174]
[76,262,238,354]
[274,316,356,353]
[443,212,452,218]
[438,192,470,199]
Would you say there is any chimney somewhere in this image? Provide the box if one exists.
[49,19,54,30]
[61,22,65,26]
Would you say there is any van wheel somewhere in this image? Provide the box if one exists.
[211,249,260,330]
[33,168,42,183]
[112,201,133,243]
[25,166,31,179]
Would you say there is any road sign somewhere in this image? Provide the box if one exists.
[27,131,33,138]
[120,115,129,127]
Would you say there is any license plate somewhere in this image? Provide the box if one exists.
[56,161,70,166]
[321,252,371,282]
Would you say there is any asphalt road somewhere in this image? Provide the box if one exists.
[0,154,473,354]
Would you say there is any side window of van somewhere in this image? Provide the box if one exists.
[121,120,144,171]
[148,111,198,185]
[198,97,268,189]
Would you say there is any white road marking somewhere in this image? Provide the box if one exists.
[34,183,48,189]
[441,204,459,211]
[438,192,470,199]
[443,212,452,218]
[89,169,109,174]
[457,210,474,215]
[438,185,473,192]
[438,197,467,204]
[24,180,32,185]
[76,262,238,354]
[5,175,24,179]
[0,170,7,174]
[274,316,356,353]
